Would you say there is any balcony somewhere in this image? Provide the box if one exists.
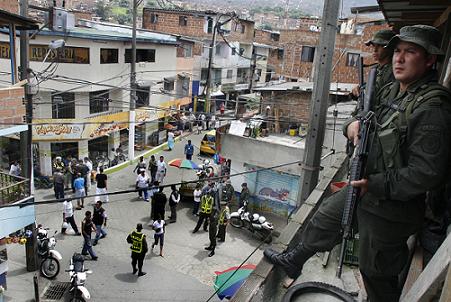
[0,172,30,206]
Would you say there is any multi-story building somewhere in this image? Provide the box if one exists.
[142,8,257,107]
[0,16,190,176]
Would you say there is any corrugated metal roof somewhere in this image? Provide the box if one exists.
[0,10,39,30]
[38,23,177,45]
[255,81,355,95]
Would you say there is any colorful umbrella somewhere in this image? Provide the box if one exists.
[214,264,256,300]
[168,158,200,170]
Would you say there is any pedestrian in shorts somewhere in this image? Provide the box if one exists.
[73,173,85,210]
[152,215,165,257]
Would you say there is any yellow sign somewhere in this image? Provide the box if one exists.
[0,42,89,64]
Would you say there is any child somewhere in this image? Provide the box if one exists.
[152,215,165,257]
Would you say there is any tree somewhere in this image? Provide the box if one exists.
[94,0,111,21]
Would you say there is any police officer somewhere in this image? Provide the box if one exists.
[205,208,218,257]
[126,223,148,276]
[264,25,451,302]
[216,201,230,242]
[192,192,215,233]
[350,29,396,104]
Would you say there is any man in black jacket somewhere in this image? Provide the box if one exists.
[126,223,148,276]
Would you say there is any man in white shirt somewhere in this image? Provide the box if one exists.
[62,199,81,235]
[84,157,93,189]
[136,170,150,201]
[156,156,167,184]
[9,161,21,176]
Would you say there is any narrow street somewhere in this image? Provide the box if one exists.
[5,131,278,302]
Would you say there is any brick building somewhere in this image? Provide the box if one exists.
[0,1,19,14]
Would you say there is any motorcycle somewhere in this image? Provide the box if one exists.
[37,226,62,279]
[196,159,214,181]
[66,253,92,302]
[229,201,274,243]
[95,154,109,170]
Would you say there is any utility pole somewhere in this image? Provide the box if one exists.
[249,50,257,92]
[20,0,38,272]
[205,17,218,115]
[297,0,340,204]
[128,0,137,162]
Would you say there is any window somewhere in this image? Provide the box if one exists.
[241,24,246,34]
[277,49,284,60]
[125,49,155,63]
[215,44,221,55]
[184,44,192,57]
[89,90,109,114]
[201,68,208,82]
[226,69,233,79]
[100,48,118,64]
[150,13,158,24]
[179,16,188,26]
[164,78,175,91]
[231,47,236,56]
[270,33,280,41]
[301,46,315,62]
[346,52,360,67]
[213,69,222,85]
[52,92,75,119]
[234,23,245,34]
[136,86,150,108]
[206,17,213,34]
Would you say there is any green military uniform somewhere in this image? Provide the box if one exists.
[193,194,214,233]
[265,25,451,302]
[216,204,230,242]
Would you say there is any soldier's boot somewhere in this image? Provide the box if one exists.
[263,243,315,279]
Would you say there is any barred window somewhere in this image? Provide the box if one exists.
[89,90,109,114]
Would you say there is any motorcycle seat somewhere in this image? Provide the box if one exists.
[72,253,85,273]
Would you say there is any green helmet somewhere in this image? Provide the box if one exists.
[365,29,395,46]
[386,25,443,55]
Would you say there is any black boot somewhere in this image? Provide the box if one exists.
[263,243,315,279]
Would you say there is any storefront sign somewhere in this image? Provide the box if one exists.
[33,122,84,140]
[0,42,89,64]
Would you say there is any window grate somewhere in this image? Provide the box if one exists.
[42,281,71,300]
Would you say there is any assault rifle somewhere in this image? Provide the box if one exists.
[336,67,377,278]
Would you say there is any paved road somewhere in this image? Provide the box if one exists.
[5,131,278,302]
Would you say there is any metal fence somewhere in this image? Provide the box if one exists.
[0,172,30,206]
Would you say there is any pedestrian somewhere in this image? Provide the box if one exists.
[92,201,107,246]
[184,140,194,160]
[63,156,71,189]
[74,173,85,210]
[152,215,165,257]
[193,183,202,216]
[239,183,250,208]
[9,161,21,176]
[81,211,98,260]
[84,157,93,190]
[220,102,225,115]
[264,25,451,302]
[217,201,230,242]
[136,169,150,201]
[148,155,158,183]
[167,130,175,151]
[192,192,215,233]
[168,185,180,223]
[197,118,202,134]
[149,181,159,223]
[205,210,218,257]
[78,159,89,194]
[62,199,81,235]
[189,110,195,132]
[156,156,167,184]
[69,158,77,193]
[126,223,148,276]
[133,156,147,175]
[153,187,167,221]
[201,113,206,130]
[53,168,65,199]
[53,156,65,173]
[95,167,109,203]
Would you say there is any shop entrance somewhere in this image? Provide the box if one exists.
[88,136,109,160]
[50,142,78,161]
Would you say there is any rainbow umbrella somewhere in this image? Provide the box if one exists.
[214,264,256,300]
[168,158,200,170]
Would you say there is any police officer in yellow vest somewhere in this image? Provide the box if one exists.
[192,192,215,233]
[216,201,230,242]
[126,223,148,276]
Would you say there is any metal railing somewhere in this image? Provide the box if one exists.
[0,172,30,206]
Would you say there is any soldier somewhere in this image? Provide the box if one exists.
[216,201,230,242]
[350,29,396,103]
[264,25,451,302]
[205,210,218,257]
[126,223,148,276]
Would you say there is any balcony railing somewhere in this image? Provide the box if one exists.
[0,172,30,206]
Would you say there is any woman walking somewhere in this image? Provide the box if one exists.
[167,131,175,151]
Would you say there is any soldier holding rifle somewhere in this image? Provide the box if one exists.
[264,25,451,302]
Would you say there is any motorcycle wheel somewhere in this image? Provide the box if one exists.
[230,217,244,228]
[40,256,60,279]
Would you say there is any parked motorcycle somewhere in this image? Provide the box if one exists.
[66,253,92,302]
[196,159,214,180]
[229,201,274,243]
[37,226,62,279]
[95,154,109,170]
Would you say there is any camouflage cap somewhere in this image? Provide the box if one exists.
[365,29,395,46]
[386,25,443,55]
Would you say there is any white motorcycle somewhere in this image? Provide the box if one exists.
[37,226,62,279]
[66,253,92,302]
[229,201,274,243]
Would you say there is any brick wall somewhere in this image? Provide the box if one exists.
[0,87,25,126]
[0,1,19,14]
